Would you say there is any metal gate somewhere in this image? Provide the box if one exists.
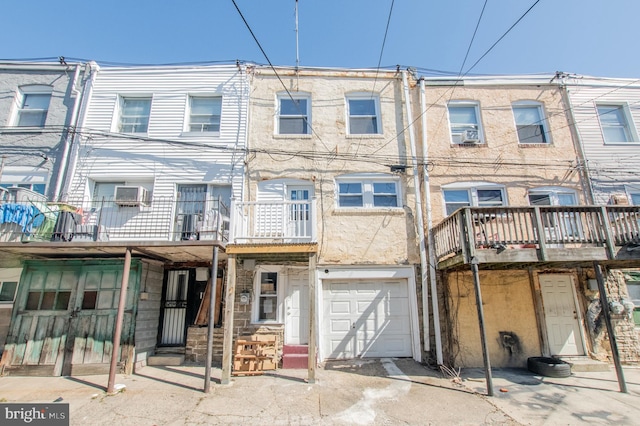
[160,270,189,346]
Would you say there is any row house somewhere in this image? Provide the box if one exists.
[0,63,249,378]
[420,75,640,384]
[0,61,88,354]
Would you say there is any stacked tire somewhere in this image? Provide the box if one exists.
[527,357,571,378]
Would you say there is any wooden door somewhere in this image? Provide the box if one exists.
[1,261,139,376]
[539,274,585,356]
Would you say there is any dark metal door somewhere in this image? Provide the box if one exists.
[159,270,189,346]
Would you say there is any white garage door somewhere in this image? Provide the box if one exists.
[322,279,412,359]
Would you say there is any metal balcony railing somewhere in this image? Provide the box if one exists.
[432,206,640,263]
[0,189,229,243]
[229,199,317,243]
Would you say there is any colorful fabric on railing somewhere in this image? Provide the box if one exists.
[0,203,38,232]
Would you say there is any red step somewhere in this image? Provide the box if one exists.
[282,353,309,369]
[283,344,308,355]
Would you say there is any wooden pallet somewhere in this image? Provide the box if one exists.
[232,338,277,376]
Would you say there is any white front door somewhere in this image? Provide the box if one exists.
[287,186,312,239]
[285,270,309,345]
[321,279,412,359]
[539,274,585,356]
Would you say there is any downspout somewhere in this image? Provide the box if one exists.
[419,77,443,364]
[402,70,426,363]
[52,63,82,200]
[60,61,99,200]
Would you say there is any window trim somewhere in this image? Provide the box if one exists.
[346,93,382,135]
[512,101,550,144]
[115,95,152,134]
[447,100,484,144]
[252,266,283,324]
[276,92,311,136]
[527,187,578,206]
[442,182,506,216]
[335,173,401,209]
[11,85,53,128]
[596,102,638,144]
[185,95,222,134]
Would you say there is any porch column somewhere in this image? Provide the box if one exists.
[221,254,237,385]
[107,247,131,394]
[308,253,317,384]
[204,245,220,393]
[470,258,493,397]
[594,262,627,393]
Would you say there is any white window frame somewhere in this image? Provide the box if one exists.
[442,182,506,216]
[512,101,549,144]
[186,95,222,133]
[447,101,484,144]
[91,179,153,207]
[116,96,152,134]
[527,187,578,206]
[0,268,22,305]
[11,85,53,128]
[346,93,381,135]
[335,173,400,209]
[596,103,637,144]
[276,92,311,135]
[252,266,283,324]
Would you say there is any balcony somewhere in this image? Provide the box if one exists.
[0,188,229,263]
[432,206,640,269]
[229,199,317,244]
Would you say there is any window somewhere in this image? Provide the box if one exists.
[188,96,221,132]
[14,89,52,127]
[257,270,278,322]
[278,94,310,134]
[442,184,505,215]
[528,189,577,206]
[528,188,580,237]
[448,101,482,144]
[0,183,46,195]
[337,175,399,208]
[119,97,151,133]
[630,193,640,206]
[0,281,18,303]
[513,102,548,143]
[597,104,635,143]
[347,95,380,134]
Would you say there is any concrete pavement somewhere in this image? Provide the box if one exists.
[0,358,638,425]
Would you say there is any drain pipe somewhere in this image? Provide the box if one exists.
[419,77,443,364]
[402,70,427,363]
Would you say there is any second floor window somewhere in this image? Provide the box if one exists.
[597,104,635,143]
[443,186,505,215]
[119,97,151,133]
[337,175,399,208]
[513,102,548,143]
[188,96,222,132]
[16,92,51,127]
[448,102,482,144]
[278,95,310,134]
[347,95,380,134]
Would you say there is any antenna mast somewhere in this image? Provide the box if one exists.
[295,0,300,87]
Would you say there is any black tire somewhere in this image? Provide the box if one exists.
[527,356,571,378]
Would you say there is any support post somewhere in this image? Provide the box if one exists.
[107,247,131,394]
[221,255,237,385]
[308,253,317,384]
[594,262,627,393]
[470,258,493,396]
[204,245,220,393]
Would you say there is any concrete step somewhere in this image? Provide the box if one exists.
[283,344,308,355]
[148,354,185,366]
[557,356,610,372]
[282,353,308,369]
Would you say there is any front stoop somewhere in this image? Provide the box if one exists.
[148,347,186,366]
[282,345,308,369]
[557,356,610,372]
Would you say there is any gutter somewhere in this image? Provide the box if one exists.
[419,77,443,364]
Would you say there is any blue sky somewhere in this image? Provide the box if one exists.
[3,1,639,78]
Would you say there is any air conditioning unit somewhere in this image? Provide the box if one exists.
[114,186,150,207]
[460,129,480,143]
[610,193,629,205]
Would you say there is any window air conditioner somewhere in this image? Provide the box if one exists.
[609,194,629,205]
[460,129,480,143]
[114,186,150,207]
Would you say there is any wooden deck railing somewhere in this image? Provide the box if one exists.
[432,206,640,262]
